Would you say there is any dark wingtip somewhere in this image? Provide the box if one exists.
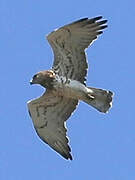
[98,20,108,25]
[76,18,88,23]
[100,25,108,30]
[61,151,73,160]
[97,31,103,35]
[65,153,73,160]
[94,16,103,21]
[102,19,108,24]
[87,16,104,24]
[77,16,104,23]
[69,154,73,160]
[76,16,104,23]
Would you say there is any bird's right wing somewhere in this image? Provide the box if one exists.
[27,90,78,160]
[47,16,107,84]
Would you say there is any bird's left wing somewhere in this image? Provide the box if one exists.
[27,90,78,160]
[47,16,107,84]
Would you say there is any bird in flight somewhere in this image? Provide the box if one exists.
[28,16,113,160]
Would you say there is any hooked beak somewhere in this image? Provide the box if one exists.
[30,79,33,85]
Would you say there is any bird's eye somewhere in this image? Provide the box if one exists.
[33,74,38,79]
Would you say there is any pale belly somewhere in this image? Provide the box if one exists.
[64,80,86,98]
[53,76,91,100]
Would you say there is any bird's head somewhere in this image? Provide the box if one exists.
[30,70,56,89]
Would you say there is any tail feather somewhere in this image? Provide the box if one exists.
[83,87,113,113]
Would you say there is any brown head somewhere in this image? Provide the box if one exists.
[30,70,56,89]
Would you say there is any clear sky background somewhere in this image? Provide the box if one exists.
[1,0,135,180]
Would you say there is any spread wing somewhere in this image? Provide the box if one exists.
[27,90,78,160]
[47,16,107,84]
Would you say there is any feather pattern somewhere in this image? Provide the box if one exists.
[27,16,113,160]
[47,16,107,84]
[28,90,78,160]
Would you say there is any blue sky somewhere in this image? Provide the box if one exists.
[1,0,135,179]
